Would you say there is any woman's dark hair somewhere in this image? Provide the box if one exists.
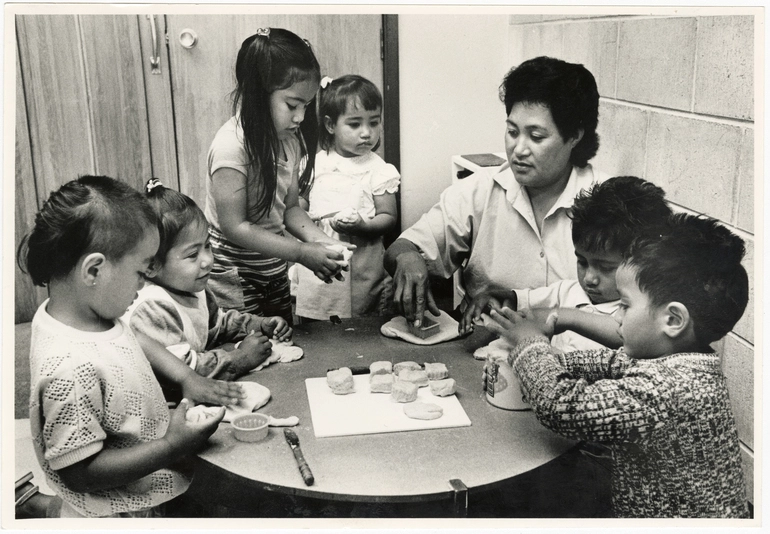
[17,175,158,287]
[234,28,321,220]
[144,178,208,267]
[500,56,600,167]
[624,213,749,346]
[570,176,671,255]
[318,74,383,152]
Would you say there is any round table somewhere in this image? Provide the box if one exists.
[194,317,577,514]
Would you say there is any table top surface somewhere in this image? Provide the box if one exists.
[197,317,575,503]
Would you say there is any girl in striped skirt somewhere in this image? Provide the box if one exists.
[205,28,351,322]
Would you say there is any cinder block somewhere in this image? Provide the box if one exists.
[617,18,697,111]
[646,113,741,221]
[561,21,618,98]
[694,16,754,120]
[593,102,648,178]
[736,129,754,233]
[510,23,565,64]
[732,238,754,344]
[740,445,754,505]
[721,334,753,450]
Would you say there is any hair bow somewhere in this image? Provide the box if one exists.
[320,76,334,89]
[145,178,163,193]
[255,27,270,38]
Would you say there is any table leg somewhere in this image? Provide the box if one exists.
[449,478,468,518]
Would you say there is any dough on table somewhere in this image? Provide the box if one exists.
[397,369,429,387]
[391,381,418,403]
[251,339,304,372]
[369,373,394,393]
[429,378,456,397]
[404,401,443,420]
[393,361,421,374]
[370,361,393,375]
[423,362,449,380]
[327,367,355,395]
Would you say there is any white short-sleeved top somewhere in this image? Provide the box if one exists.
[399,163,606,299]
[205,116,302,233]
[29,302,190,517]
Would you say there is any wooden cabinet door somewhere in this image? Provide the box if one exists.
[163,14,384,207]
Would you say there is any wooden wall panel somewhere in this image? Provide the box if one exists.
[79,15,152,191]
[16,15,93,202]
[165,14,383,207]
[14,43,47,323]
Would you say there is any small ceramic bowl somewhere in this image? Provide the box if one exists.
[231,413,269,442]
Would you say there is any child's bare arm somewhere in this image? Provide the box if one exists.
[332,192,397,238]
[56,400,223,493]
[135,332,244,405]
[549,308,623,349]
[459,289,517,335]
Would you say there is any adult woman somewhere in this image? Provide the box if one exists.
[384,56,604,332]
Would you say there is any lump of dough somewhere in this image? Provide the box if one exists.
[325,244,354,267]
[393,361,421,374]
[369,361,393,376]
[327,367,355,395]
[397,369,429,387]
[404,401,443,420]
[369,373,394,393]
[429,378,456,397]
[423,362,448,380]
[185,405,221,423]
[391,381,418,403]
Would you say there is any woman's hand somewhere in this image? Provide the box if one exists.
[180,373,245,406]
[458,289,516,335]
[392,250,440,325]
[261,316,292,341]
[484,307,557,347]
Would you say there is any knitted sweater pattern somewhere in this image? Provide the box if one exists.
[28,302,191,517]
[512,338,748,518]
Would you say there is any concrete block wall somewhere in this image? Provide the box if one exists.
[509,13,757,504]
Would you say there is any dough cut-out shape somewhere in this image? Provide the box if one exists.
[393,361,421,374]
[327,367,355,394]
[369,373,394,393]
[404,401,443,420]
[369,361,393,375]
[429,378,456,397]
[423,362,449,380]
[391,381,418,403]
[397,369,429,387]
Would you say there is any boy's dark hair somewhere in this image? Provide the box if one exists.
[500,56,600,167]
[625,213,749,346]
[570,176,672,254]
[318,74,383,152]
[17,175,158,287]
[234,28,321,219]
[144,178,208,267]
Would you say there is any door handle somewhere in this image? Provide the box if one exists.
[146,14,161,74]
[179,29,198,49]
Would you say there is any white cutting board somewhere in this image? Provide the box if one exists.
[305,375,472,438]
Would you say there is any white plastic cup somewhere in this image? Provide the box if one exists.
[485,354,531,411]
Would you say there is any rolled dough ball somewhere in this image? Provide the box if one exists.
[327,367,354,395]
[391,381,418,403]
[393,361,421,374]
[397,369,429,387]
[369,361,393,375]
[369,373,394,393]
[325,244,354,267]
[423,362,449,380]
[404,401,443,420]
[429,378,456,397]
